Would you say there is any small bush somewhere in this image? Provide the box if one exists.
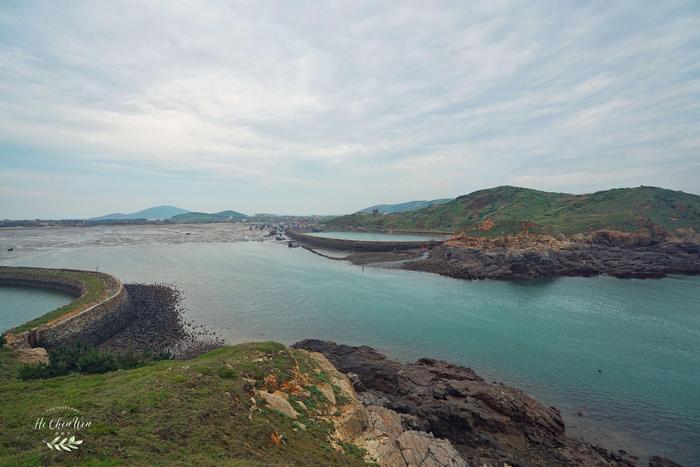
[18,343,171,380]
[217,367,237,379]
[78,351,119,374]
[18,363,52,380]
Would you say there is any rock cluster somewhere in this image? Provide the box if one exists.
[405,235,700,280]
[99,284,223,358]
[294,340,679,467]
[296,349,467,467]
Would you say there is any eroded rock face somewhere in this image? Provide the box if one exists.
[358,405,467,467]
[293,340,666,467]
[300,350,467,467]
[404,239,700,281]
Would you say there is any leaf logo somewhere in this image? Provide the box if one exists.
[44,435,83,452]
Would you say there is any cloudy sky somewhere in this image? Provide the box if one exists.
[1,1,699,218]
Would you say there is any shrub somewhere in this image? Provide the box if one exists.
[77,350,119,374]
[18,343,172,380]
[18,363,52,380]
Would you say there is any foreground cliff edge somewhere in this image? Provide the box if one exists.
[0,268,683,466]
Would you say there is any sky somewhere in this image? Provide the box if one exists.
[1,1,699,218]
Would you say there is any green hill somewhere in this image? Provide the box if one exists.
[328,186,700,236]
[358,198,452,214]
[171,210,247,223]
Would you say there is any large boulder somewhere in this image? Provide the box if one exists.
[11,347,49,365]
[256,390,299,419]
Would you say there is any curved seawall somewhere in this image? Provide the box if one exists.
[1,267,133,349]
[287,230,444,252]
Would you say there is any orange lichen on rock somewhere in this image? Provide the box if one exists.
[478,218,495,231]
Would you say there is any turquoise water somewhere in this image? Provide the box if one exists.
[307,231,449,241]
[2,241,699,463]
[0,285,74,331]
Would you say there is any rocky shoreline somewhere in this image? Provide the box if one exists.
[98,283,223,358]
[339,231,700,281]
[293,339,682,467]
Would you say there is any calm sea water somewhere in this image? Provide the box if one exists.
[1,235,698,463]
[307,231,449,241]
[0,286,74,331]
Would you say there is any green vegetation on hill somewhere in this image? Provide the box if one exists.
[0,267,109,334]
[358,198,452,214]
[328,186,700,236]
[0,342,366,466]
[171,210,247,223]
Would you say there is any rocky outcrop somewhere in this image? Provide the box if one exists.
[402,234,700,280]
[294,340,676,467]
[10,347,49,364]
[299,349,467,467]
[357,405,467,467]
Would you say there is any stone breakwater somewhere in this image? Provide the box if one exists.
[293,340,682,467]
[2,267,220,359]
[286,230,443,252]
[0,267,129,349]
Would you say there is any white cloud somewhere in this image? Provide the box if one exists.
[0,0,699,217]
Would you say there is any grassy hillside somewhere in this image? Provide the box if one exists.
[171,210,247,223]
[358,198,452,214]
[0,343,366,466]
[328,186,700,236]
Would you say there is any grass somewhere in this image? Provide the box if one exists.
[0,342,367,466]
[327,185,700,237]
[0,267,110,334]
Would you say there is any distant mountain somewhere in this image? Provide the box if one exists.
[171,210,247,223]
[328,186,700,236]
[91,205,189,221]
[358,198,452,214]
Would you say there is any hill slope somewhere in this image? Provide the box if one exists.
[0,343,366,466]
[358,198,452,214]
[328,186,700,236]
[171,210,247,223]
[90,205,189,221]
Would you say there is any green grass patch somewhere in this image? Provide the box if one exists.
[0,342,365,466]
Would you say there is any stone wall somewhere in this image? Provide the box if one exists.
[35,285,133,349]
[287,230,444,252]
[0,267,133,349]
